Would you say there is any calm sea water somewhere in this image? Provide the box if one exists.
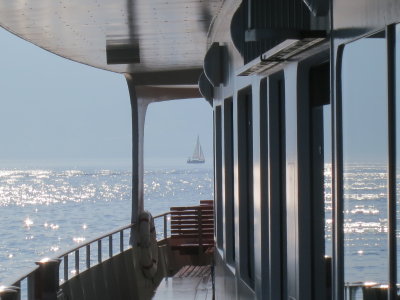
[0,163,396,292]
[0,166,213,284]
[341,164,390,284]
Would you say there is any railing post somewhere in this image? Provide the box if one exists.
[75,250,79,275]
[63,255,68,282]
[34,258,61,300]
[349,286,357,300]
[109,235,113,258]
[163,214,167,239]
[120,230,124,252]
[98,240,102,263]
[0,287,19,300]
[86,245,91,269]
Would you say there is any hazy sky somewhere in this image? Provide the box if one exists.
[145,100,213,168]
[0,28,213,168]
[342,37,387,164]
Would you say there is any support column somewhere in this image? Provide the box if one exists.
[125,75,202,244]
[126,75,148,244]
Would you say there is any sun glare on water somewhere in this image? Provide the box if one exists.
[24,217,33,228]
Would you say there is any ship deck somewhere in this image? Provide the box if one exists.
[153,265,213,299]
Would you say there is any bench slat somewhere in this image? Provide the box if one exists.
[171,224,214,229]
[169,200,215,253]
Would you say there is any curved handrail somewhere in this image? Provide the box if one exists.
[153,212,171,239]
[58,223,136,281]
[57,223,135,258]
[10,265,39,290]
[154,212,170,219]
[6,222,137,300]
[3,212,172,300]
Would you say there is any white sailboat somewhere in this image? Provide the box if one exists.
[187,136,205,164]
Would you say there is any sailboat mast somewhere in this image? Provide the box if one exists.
[193,136,200,158]
[188,135,205,163]
[196,136,201,158]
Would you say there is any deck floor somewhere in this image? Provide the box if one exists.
[153,265,213,300]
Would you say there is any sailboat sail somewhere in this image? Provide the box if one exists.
[187,136,205,163]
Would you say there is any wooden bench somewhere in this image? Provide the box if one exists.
[169,200,214,254]
[173,265,211,278]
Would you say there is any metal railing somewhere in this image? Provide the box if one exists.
[58,223,135,282]
[1,211,174,300]
[153,212,171,240]
[3,223,136,300]
[3,209,392,300]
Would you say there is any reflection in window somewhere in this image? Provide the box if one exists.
[324,105,332,258]
[341,33,388,296]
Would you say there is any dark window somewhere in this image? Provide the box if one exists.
[268,73,286,300]
[224,97,235,263]
[215,106,223,248]
[238,88,254,288]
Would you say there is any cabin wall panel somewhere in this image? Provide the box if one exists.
[213,1,400,298]
[222,97,235,263]
[284,64,300,300]
[215,250,237,300]
[259,78,270,300]
[334,0,400,34]
[251,76,263,299]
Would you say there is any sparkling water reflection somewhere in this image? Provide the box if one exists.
[342,165,389,285]
[0,167,213,284]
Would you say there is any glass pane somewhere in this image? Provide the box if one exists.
[215,106,223,248]
[237,89,254,287]
[224,98,235,263]
[324,105,332,258]
[341,33,388,299]
[396,24,400,296]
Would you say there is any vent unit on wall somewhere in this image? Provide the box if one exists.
[198,72,213,106]
[237,35,326,76]
[203,43,225,87]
